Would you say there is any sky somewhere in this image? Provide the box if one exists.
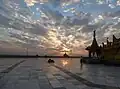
[0,0,120,56]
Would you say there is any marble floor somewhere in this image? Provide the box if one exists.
[0,58,120,89]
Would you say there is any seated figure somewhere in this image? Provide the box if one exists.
[48,59,55,63]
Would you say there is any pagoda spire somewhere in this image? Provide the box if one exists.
[93,30,96,38]
[85,30,101,57]
[107,37,109,44]
[113,35,117,43]
[90,30,99,52]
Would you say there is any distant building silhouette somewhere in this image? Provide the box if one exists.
[63,52,69,57]
[102,35,120,60]
[86,30,120,60]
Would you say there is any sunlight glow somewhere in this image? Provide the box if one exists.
[62,60,68,66]
[1,0,120,55]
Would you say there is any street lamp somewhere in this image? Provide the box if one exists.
[26,38,28,56]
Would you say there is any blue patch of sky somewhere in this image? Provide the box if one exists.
[114,6,120,12]
[0,0,4,5]
[48,0,60,8]
[29,5,41,19]
[15,0,120,19]
[13,0,27,8]
[34,13,41,20]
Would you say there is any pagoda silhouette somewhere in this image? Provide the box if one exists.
[86,30,120,60]
[86,30,101,58]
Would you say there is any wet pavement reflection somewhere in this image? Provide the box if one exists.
[0,58,120,89]
[53,58,120,87]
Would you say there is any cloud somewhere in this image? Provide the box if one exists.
[0,0,120,56]
[0,14,11,27]
[24,0,39,6]
[0,6,48,36]
[61,0,80,4]
[24,0,48,6]
[24,0,80,7]
[72,18,89,25]
[29,23,48,35]
[80,24,98,33]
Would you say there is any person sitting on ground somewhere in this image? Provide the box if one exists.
[48,59,55,63]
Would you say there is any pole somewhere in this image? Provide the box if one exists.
[27,38,28,56]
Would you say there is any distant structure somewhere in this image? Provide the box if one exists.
[86,30,120,60]
[102,35,120,60]
[63,52,69,57]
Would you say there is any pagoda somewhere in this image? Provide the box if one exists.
[86,30,120,61]
[86,30,101,58]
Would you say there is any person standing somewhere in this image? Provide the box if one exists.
[80,56,83,69]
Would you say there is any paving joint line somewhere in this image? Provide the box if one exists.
[0,60,26,88]
[53,65,120,89]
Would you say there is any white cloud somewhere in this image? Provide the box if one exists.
[24,0,48,6]
[117,0,120,6]
[1,0,120,55]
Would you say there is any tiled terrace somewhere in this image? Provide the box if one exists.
[0,58,120,89]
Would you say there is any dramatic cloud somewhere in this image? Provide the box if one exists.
[24,0,80,6]
[0,0,120,55]
[24,0,48,6]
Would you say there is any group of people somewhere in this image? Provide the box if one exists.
[48,59,55,63]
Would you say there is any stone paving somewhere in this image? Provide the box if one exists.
[0,59,24,72]
[0,58,120,89]
[54,58,120,88]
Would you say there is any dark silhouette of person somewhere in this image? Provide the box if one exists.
[80,56,83,69]
[48,59,55,63]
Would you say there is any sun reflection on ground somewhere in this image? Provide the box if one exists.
[61,60,69,66]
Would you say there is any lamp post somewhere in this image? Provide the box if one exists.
[70,49,72,59]
[26,38,28,56]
